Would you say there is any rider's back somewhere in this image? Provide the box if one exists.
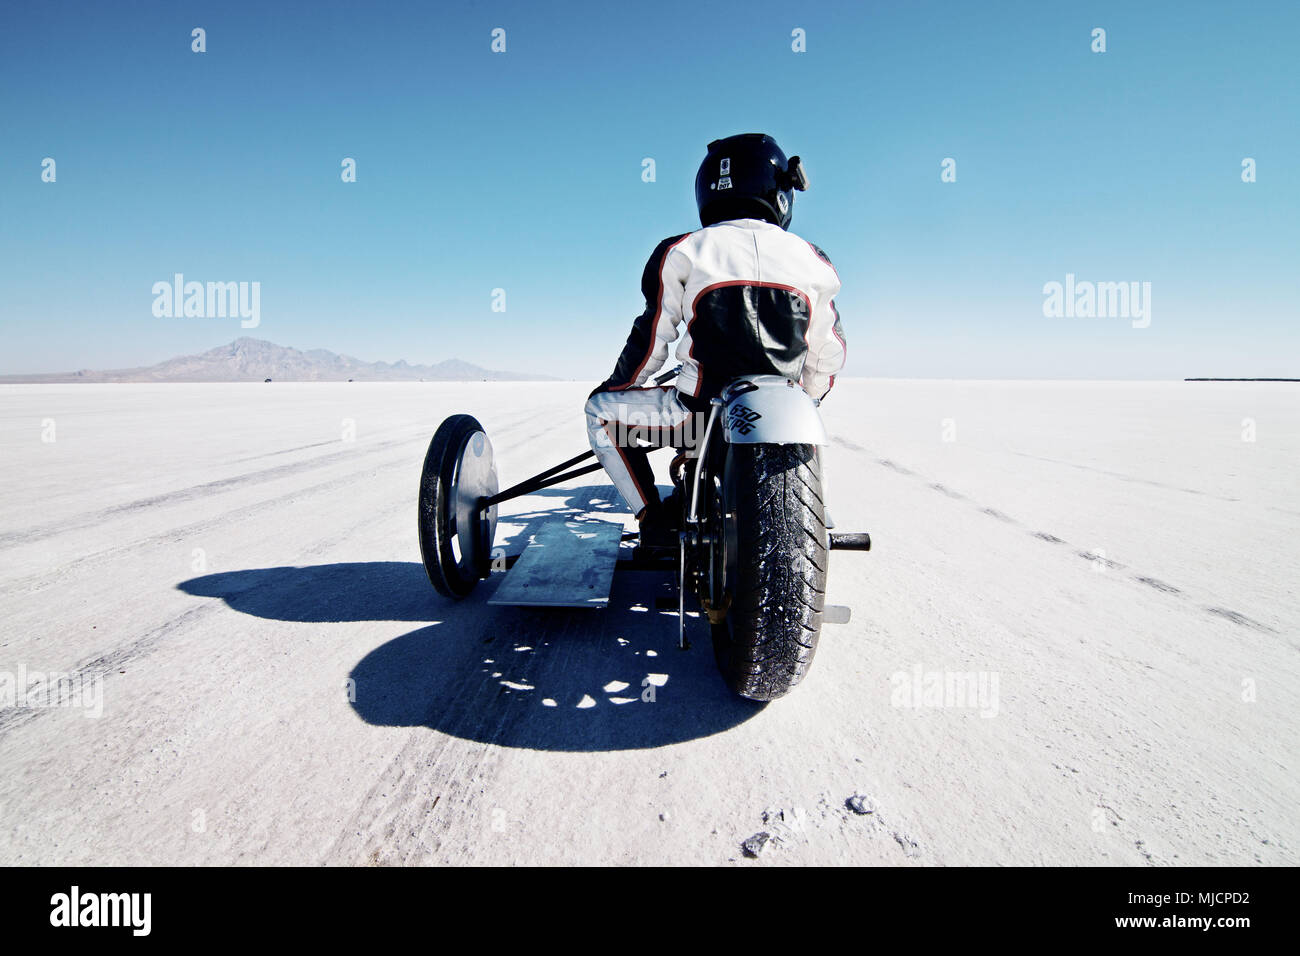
[665,217,844,406]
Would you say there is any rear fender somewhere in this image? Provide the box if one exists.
[719,375,828,445]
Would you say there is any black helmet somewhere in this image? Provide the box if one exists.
[694,133,808,230]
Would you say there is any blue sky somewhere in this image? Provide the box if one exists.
[1,0,1296,378]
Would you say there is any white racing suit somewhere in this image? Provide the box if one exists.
[585,217,846,516]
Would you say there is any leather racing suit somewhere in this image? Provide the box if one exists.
[585,216,847,517]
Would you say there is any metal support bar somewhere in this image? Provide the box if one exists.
[481,456,601,509]
[678,534,688,650]
[687,400,724,526]
[679,399,723,651]
[484,450,594,504]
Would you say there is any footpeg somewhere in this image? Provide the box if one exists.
[830,532,871,551]
[824,605,852,624]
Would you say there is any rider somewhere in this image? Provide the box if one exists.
[585,133,847,539]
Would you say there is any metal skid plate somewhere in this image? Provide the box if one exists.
[488,520,623,608]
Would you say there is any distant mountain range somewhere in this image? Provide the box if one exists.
[0,338,559,383]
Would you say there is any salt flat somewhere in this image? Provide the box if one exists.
[0,380,1296,865]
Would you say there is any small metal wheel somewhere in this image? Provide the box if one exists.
[418,415,499,598]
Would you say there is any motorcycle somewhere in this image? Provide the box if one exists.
[417,368,870,701]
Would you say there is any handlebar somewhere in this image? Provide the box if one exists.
[653,364,682,386]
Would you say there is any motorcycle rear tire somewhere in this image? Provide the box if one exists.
[711,443,829,701]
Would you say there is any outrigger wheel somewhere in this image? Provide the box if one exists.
[418,414,499,598]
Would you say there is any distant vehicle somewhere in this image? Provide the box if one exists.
[264,378,272,383]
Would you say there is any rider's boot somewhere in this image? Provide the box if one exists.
[659,486,685,530]
[637,497,678,550]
